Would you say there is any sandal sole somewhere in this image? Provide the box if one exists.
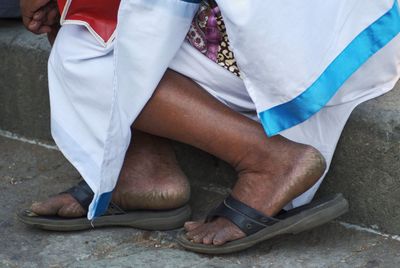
[17,204,191,231]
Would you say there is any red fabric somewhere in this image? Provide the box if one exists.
[58,0,119,43]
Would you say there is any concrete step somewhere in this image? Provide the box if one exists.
[2,135,400,267]
[0,20,51,141]
[1,20,400,234]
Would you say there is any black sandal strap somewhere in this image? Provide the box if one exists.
[62,180,94,211]
[225,195,279,226]
[104,202,126,216]
[206,195,279,236]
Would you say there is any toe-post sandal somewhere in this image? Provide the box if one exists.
[17,180,191,232]
[177,193,348,254]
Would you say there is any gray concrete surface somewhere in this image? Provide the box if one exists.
[0,20,51,141]
[2,136,400,267]
[320,87,400,234]
[1,20,400,234]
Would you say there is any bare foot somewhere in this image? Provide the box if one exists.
[184,137,326,246]
[30,131,190,217]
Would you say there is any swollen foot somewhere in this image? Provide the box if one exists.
[184,139,326,246]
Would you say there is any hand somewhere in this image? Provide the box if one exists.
[20,0,60,34]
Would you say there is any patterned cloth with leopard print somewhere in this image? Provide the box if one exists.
[186,0,241,78]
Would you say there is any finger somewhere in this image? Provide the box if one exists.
[44,8,60,26]
[20,0,51,18]
[20,0,54,33]
[33,4,52,25]
[33,10,45,21]
[28,20,41,32]
[37,25,52,34]
[22,15,33,29]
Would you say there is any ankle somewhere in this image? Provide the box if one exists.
[229,135,270,173]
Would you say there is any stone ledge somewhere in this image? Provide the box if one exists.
[1,20,399,234]
[0,20,51,141]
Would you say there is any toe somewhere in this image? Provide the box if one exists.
[213,227,246,246]
[202,232,216,245]
[212,219,246,246]
[186,224,208,240]
[30,194,86,217]
[184,221,203,232]
[57,202,86,218]
[186,223,217,244]
[192,231,209,243]
[30,195,67,215]
[186,229,203,240]
[212,232,230,246]
[212,232,226,246]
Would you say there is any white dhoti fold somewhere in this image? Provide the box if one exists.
[49,0,400,219]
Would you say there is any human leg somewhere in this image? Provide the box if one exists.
[133,69,326,246]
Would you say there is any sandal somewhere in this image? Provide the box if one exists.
[17,180,191,231]
[177,193,348,254]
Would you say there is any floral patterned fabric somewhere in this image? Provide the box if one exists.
[186,0,241,77]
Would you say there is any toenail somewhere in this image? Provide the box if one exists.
[25,210,38,217]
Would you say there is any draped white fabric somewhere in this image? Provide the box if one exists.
[215,0,394,112]
[49,0,400,219]
[91,0,200,218]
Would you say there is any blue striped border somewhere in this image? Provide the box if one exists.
[90,191,113,219]
[90,0,201,220]
[259,1,400,136]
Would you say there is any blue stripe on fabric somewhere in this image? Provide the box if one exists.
[259,1,400,137]
[90,0,200,220]
[92,191,113,218]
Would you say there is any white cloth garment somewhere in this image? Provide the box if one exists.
[49,0,400,219]
[169,39,400,208]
